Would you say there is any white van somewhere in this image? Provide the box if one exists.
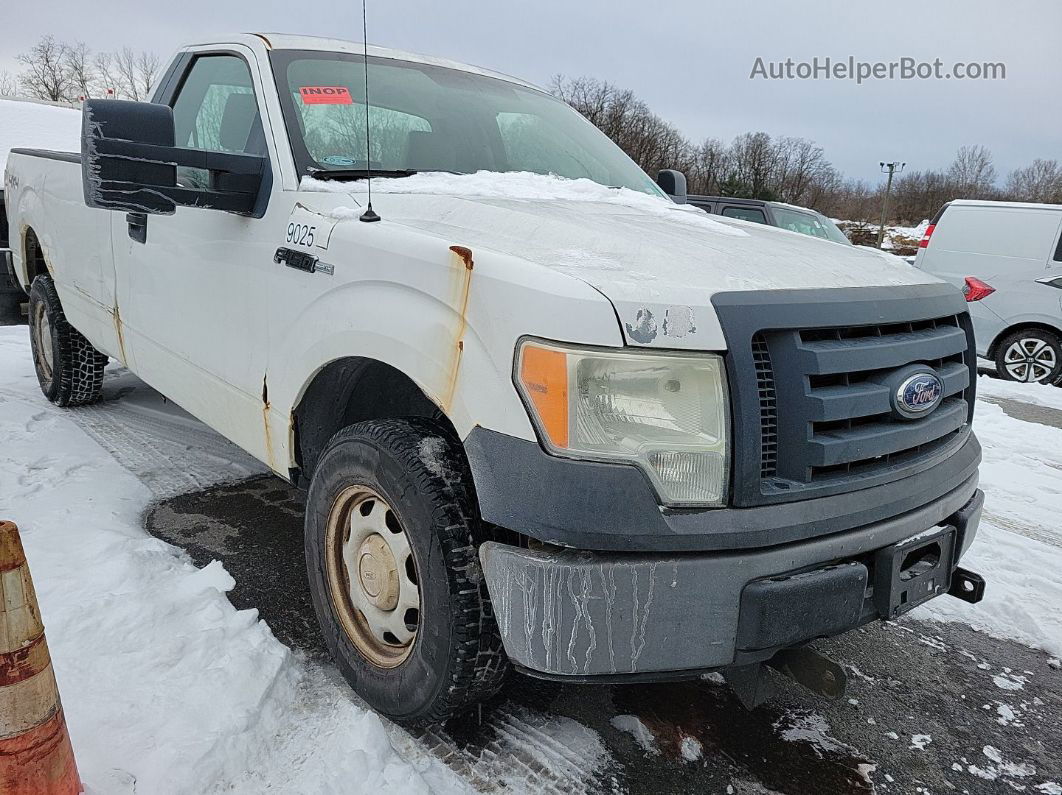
[915,199,1062,383]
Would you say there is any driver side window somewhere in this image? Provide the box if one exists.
[171,54,264,188]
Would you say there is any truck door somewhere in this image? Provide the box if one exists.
[110,49,292,466]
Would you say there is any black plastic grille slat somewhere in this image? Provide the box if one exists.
[809,398,967,466]
[795,325,968,375]
[752,333,778,478]
[754,313,973,486]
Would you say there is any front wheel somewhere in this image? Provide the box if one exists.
[304,418,508,726]
[994,329,1062,384]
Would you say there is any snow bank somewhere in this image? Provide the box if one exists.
[0,97,81,173]
[302,170,748,237]
[0,327,463,795]
[915,399,1062,657]
[977,374,1062,412]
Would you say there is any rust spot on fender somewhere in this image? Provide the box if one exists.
[449,245,474,271]
[443,246,475,411]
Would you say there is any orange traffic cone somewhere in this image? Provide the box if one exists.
[0,520,81,795]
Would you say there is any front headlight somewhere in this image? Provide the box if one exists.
[515,339,730,507]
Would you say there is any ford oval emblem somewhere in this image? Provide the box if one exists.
[896,372,944,416]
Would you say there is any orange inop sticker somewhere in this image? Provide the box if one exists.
[299,86,354,105]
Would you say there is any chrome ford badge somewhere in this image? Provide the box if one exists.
[895,372,944,416]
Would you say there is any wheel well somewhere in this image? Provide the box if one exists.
[292,357,457,482]
[988,322,1062,359]
[22,227,48,286]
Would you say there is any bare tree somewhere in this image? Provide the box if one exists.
[64,41,95,99]
[90,47,160,100]
[552,72,1053,224]
[948,145,997,197]
[17,35,74,102]
[1005,159,1062,204]
[550,75,693,179]
[0,70,19,97]
[134,50,161,100]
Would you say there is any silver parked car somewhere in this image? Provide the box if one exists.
[915,199,1062,384]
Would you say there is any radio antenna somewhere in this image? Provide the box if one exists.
[358,0,380,222]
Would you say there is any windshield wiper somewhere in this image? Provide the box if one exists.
[307,168,418,182]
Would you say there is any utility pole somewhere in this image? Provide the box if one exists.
[876,161,905,249]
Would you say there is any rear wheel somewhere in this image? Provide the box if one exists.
[305,417,508,726]
[28,276,108,406]
[994,329,1062,384]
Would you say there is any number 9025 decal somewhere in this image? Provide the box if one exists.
[286,222,316,247]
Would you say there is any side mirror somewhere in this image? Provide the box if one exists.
[82,99,266,217]
[656,169,687,204]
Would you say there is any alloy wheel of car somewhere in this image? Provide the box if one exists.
[324,485,421,668]
[1003,337,1058,383]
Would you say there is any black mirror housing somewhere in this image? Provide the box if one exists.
[83,100,178,214]
[81,98,267,217]
[657,169,688,204]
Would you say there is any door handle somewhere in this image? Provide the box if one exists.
[274,246,332,275]
[127,212,147,244]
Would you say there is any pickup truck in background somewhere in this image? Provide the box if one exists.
[3,34,986,726]
[687,194,853,246]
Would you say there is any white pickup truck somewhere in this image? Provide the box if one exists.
[4,34,986,725]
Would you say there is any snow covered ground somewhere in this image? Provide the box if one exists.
[2,321,1061,793]
[0,328,467,795]
[0,97,81,172]
[914,394,1062,658]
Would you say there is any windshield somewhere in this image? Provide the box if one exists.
[269,50,664,196]
[771,205,851,245]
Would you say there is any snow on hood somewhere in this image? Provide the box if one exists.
[0,98,81,175]
[304,170,749,237]
[302,171,944,349]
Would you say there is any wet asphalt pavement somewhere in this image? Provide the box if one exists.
[146,474,1062,795]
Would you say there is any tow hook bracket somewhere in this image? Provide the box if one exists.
[723,646,847,709]
[768,647,847,700]
[722,663,775,710]
[948,566,986,604]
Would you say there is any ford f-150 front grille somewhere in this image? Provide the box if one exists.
[783,316,968,481]
[711,286,977,507]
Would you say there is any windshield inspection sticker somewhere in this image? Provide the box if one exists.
[299,86,354,105]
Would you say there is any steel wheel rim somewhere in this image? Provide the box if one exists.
[32,301,54,381]
[1004,338,1057,383]
[324,485,420,668]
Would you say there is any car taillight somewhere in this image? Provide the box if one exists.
[918,224,936,248]
[963,276,995,302]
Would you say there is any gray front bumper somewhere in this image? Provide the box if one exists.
[480,476,982,679]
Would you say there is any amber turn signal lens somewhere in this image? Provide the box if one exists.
[518,344,569,448]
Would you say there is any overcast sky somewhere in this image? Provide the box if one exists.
[1,0,1057,183]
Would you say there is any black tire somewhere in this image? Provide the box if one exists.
[305,417,508,726]
[993,328,1062,385]
[28,275,108,406]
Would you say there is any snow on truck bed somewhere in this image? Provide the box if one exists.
[0,97,81,174]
